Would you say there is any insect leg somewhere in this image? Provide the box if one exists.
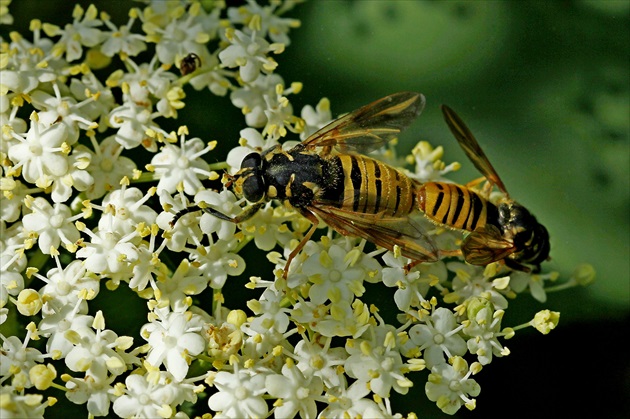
[170,202,264,227]
[464,176,495,199]
[170,205,204,227]
[504,258,533,273]
[403,249,462,273]
[283,208,320,279]
[204,202,264,223]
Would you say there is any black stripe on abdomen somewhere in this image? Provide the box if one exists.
[350,156,362,211]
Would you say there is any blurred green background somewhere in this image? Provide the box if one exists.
[4,1,629,418]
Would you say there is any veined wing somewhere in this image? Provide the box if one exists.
[308,205,439,263]
[302,92,425,155]
[441,105,508,195]
[461,224,517,265]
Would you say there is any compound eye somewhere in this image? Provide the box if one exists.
[239,153,265,202]
[242,174,265,202]
[241,153,262,170]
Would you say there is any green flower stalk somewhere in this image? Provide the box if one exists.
[0,1,594,417]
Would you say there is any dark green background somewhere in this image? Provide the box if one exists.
[3,1,628,418]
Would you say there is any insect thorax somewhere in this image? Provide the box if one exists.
[262,150,340,208]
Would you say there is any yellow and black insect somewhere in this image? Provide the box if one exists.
[172,92,550,276]
[419,105,550,272]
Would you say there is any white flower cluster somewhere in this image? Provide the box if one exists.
[0,1,594,418]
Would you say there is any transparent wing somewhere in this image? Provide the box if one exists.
[309,205,439,263]
[441,105,509,195]
[461,224,517,265]
[302,92,425,154]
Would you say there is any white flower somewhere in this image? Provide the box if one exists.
[262,81,301,140]
[239,203,294,251]
[157,192,203,252]
[446,262,509,309]
[0,334,44,388]
[154,259,208,312]
[114,55,177,107]
[0,179,30,223]
[79,136,137,200]
[187,241,246,289]
[344,324,412,397]
[230,74,285,128]
[292,335,348,389]
[315,299,371,338]
[0,386,54,418]
[302,243,373,305]
[208,368,268,418]
[76,228,139,275]
[265,361,323,419]
[98,186,158,236]
[112,371,181,418]
[247,287,290,334]
[219,28,282,83]
[1,221,28,275]
[1,95,28,154]
[143,3,209,65]
[64,312,129,379]
[68,74,116,130]
[22,197,82,253]
[151,135,212,195]
[408,307,467,368]
[64,373,116,417]
[38,260,99,312]
[29,82,98,144]
[227,0,301,45]
[38,302,92,358]
[51,4,105,62]
[320,378,384,419]
[188,52,233,96]
[509,270,551,303]
[300,97,332,140]
[0,22,57,95]
[141,308,205,381]
[7,119,71,189]
[240,319,286,362]
[463,300,509,365]
[100,9,147,57]
[128,239,164,292]
[382,254,447,311]
[405,141,460,182]
[47,146,94,203]
[108,100,171,151]
[0,268,23,303]
[425,356,480,414]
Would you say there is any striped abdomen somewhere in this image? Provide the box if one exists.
[320,154,418,217]
[418,182,498,231]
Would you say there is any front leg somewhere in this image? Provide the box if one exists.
[282,207,319,279]
[171,202,264,227]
